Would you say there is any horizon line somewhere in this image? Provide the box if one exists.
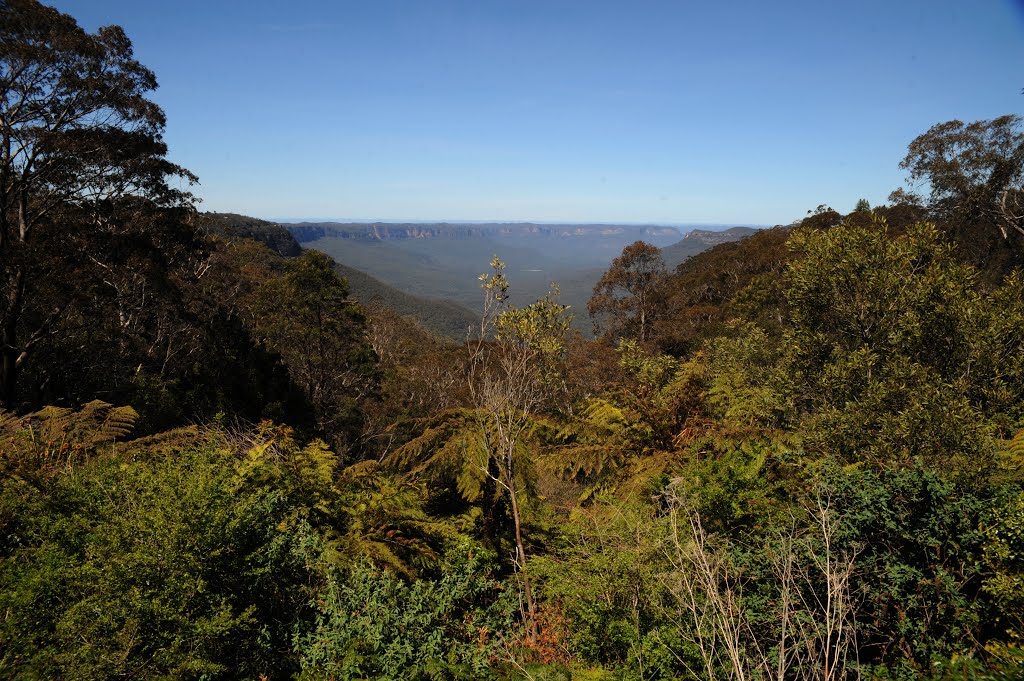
[258,216,773,228]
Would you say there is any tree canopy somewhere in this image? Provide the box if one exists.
[0,0,197,408]
[587,240,667,344]
[6,5,1024,677]
[897,115,1024,245]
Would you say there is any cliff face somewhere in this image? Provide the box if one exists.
[660,226,760,269]
[287,223,486,242]
[682,226,758,247]
[286,222,681,244]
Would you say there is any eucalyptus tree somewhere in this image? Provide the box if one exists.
[897,115,1024,244]
[468,257,571,639]
[588,240,667,344]
[0,0,196,407]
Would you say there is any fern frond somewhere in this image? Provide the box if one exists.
[0,409,25,433]
[1007,430,1024,458]
[548,398,631,486]
[580,399,629,435]
[0,401,138,485]
[559,445,624,479]
[332,464,445,577]
[386,409,493,502]
[454,435,488,502]
[28,400,138,447]
[82,400,139,445]
[338,458,380,483]
[32,405,73,443]
[999,429,1024,470]
[385,409,475,467]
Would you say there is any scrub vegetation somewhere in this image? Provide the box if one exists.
[3,2,1024,678]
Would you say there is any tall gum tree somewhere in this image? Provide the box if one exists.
[0,0,196,407]
[896,115,1024,249]
[588,240,667,344]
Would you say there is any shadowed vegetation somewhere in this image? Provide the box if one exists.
[3,2,1024,679]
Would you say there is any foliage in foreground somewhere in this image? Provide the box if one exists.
[5,3,1024,677]
[0,433,306,678]
[0,426,521,679]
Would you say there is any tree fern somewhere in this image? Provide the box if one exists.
[26,400,138,448]
[0,401,138,483]
[998,429,1024,472]
[76,400,139,445]
[548,398,630,484]
[335,459,451,578]
[386,409,490,502]
[386,408,541,508]
[234,424,447,577]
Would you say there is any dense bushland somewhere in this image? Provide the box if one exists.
[3,1,1024,678]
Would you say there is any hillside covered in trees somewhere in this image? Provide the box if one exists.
[205,212,480,340]
[3,2,1024,680]
[292,221,754,334]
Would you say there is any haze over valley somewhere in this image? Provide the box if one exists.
[5,1,1024,678]
[283,220,758,332]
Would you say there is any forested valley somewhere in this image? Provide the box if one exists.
[4,2,1024,679]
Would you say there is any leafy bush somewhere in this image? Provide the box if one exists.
[0,438,310,678]
[294,542,516,680]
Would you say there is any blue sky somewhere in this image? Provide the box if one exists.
[55,0,1024,225]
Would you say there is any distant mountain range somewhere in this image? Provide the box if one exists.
[205,214,759,338]
[203,214,478,338]
[285,222,683,244]
[661,227,759,268]
[286,221,758,334]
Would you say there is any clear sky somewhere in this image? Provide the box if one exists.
[53,0,1024,225]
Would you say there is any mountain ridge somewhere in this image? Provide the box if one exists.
[201,212,478,339]
[661,226,759,268]
[204,213,760,339]
[286,221,683,244]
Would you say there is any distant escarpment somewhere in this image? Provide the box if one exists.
[660,226,759,268]
[286,222,682,244]
[682,226,759,246]
[201,212,476,339]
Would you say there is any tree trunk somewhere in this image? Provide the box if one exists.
[0,266,25,410]
[506,458,538,642]
[479,454,505,554]
[0,328,18,409]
